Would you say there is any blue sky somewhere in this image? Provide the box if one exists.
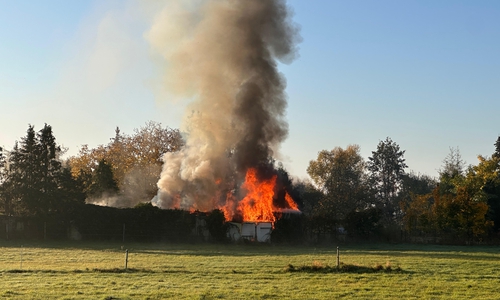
[1,0,499,180]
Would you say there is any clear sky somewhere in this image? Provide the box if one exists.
[1,0,499,180]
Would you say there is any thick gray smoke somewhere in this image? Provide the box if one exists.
[149,0,300,211]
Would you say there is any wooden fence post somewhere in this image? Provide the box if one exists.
[336,246,340,269]
[124,249,129,270]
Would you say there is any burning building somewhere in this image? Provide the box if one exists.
[149,0,301,234]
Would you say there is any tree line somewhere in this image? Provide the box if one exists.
[0,122,188,240]
[1,122,499,244]
[299,137,500,244]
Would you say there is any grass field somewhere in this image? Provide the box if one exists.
[0,241,499,299]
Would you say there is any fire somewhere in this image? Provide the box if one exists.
[238,168,276,222]
[221,191,237,222]
[234,168,299,222]
[285,192,299,210]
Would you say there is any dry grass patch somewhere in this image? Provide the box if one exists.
[285,260,402,273]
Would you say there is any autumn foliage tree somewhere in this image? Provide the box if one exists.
[402,151,496,243]
[306,145,373,239]
[307,145,369,221]
[69,121,183,206]
[433,186,491,242]
[402,192,435,238]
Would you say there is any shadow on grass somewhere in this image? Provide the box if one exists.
[2,268,196,274]
[346,249,500,262]
[1,240,499,260]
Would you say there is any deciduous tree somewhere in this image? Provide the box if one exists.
[307,145,370,221]
[69,121,184,206]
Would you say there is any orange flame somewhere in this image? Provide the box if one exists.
[238,168,276,222]
[285,192,299,210]
[221,191,237,221]
[234,168,300,222]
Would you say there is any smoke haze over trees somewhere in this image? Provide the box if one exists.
[1,122,500,244]
[0,0,499,244]
[68,121,183,207]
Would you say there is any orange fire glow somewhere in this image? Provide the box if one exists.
[221,191,237,222]
[234,168,300,222]
[285,192,299,210]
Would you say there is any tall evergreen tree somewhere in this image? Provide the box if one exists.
[367,137,408,222]
[0,147,4,187]
[37,124,62,215]
[16,125,41,215]
[438,147,466,195]
[2,124,83,217]
[55,166,86,215]
[2,142,23,215]
[494,136,500,159]
[0,146,7,214]
[88,159,119,199]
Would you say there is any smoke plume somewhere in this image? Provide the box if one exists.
[149,0,300,211]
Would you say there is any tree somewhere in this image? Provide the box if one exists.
[307,145,370,221]
[440,147,466,178]
[290,179,322,216]
[494,136,500,159]
[88,159,119,199]
[69,121,184,206]
[402,192,435,238]
[9,125,43,215]
[399,172,437,214]
[401,172,436,197]
[367,137,408,222]
[438,147,466,194]
[36,124,63,215]
[462,155,500,234]
[420,154,497,243]
[0,146,8,215]
[433,186,491,242]
[1,143,22,216]
[0,146,4,180]
[344,207,382,239]
[206,209,228,242]
[129,121,184,164]
[55,166,86,215]
[122,121,184,202]
[1,124,83,217]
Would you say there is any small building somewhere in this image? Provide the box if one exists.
[229,222,272,243]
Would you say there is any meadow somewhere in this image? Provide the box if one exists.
[0,241,499,299]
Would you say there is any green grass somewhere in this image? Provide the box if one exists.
[0,241,499,299]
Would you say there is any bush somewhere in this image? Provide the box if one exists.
[271,213,304,244]
[206,209,228,243]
